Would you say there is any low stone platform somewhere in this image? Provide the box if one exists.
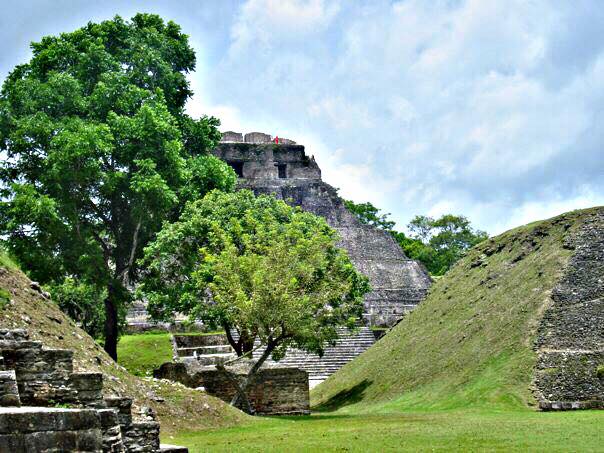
[155,362,310,415]
[172,328,377,388]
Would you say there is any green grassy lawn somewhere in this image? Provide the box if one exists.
[117,330,227,376]
[117,332,173,377]
[165,409,604,452]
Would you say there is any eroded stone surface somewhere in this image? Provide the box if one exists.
[155,363,310,415]
[0,370,20,407]
[0,407,102,452]
[534,208,604,410]
[0,330,188,452]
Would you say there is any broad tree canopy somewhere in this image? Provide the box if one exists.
[140,190,370,360]
[0,14,236,359]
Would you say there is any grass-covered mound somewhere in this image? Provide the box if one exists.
[0,252,249,434]
[312,208,599,412]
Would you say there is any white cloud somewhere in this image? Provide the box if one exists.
[229,0,340,56]
[189,0,604,235]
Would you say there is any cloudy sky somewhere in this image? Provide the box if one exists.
[2,0,604,234]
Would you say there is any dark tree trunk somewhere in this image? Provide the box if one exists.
[229,341,276,411]
[104,284,119,361]
[239,332,255,357]
[224,325,256,358]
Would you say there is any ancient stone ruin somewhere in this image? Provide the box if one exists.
[155,333,310,415]
[534,208,604,410]
[0,328,187,452]
[132,132,432,393]
[212,133,432,327]
[220,131,297,145]
[129,133,431,329]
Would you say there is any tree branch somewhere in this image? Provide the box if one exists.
[223,323,241,356]
[229,338,277,410]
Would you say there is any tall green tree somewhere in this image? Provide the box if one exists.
[140,190,370,412]
[407,214,488,275]
[0,14,236,359]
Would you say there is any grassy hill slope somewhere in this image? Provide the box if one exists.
[312,208,598,412]
[0,253,249,435]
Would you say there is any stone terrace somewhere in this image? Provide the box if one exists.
[170,327,378,388]
[0,328,187,452]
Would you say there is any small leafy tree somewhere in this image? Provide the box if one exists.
[0,14,236,359]
[343,200,395,231]
[49,278,107,339]
[408,214,488,275]
[140,190,370,412]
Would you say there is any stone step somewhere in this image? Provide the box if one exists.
[176,344,233,357]
[0,340,44,353]
[253,327,376,379]
[68,372,104,407]
[192,327,377,380]
[172,334,229,349]
[185,353,236,367]
[104,397,133,427]
[97,408,125,452]
[0,329,29,342]
[0,407,103,452]
[122,420,160,452]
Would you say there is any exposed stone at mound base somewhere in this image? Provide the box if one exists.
[0,329,188,452]
[534,208,604,410]
[213,140,432,327]
[154,361,310,416]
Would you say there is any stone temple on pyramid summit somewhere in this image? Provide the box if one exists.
[128,131,432,387]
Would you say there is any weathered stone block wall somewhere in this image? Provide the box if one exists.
[0,328,187,452]
[198,368,310,415]
[2,346,74,406]
[0,407,103,452]
[244,132,272,143]
[0,371,20,407]
[220,131,243,142]
[214,143,321,181]
[534,209,604,410]
[172,334,229,349]
[220,131,297,145]
[154,363,310,415]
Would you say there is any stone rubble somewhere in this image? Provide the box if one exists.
[0,329,188,452]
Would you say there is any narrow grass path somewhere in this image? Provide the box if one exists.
[165,409,604,452]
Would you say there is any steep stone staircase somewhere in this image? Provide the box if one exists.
[257,327,377,387]
[172,327,377,388]
[0,328,187,452]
